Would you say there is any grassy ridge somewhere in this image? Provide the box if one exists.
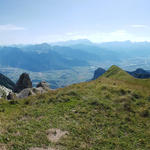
[0,66,150,149]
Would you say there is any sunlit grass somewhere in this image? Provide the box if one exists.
[0,66,150,149]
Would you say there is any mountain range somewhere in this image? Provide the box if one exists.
[1,40,150,72]
[1,40,150,89]
[0,46,88,72]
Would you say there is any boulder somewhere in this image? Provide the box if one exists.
[36,81,50,90]
[14,73,32,93]
[0,86,12,99]
[16,88,35,99]
[16,86,49,99]
[7,92,16,100]
[32,87,46,94]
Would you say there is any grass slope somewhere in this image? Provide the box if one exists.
[0,66,150,149]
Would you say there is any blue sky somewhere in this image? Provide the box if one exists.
[0,0,150,44]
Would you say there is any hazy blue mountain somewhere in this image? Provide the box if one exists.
[20,43,51,53]
[52,46,101,61]
[127,68,150,79]
[0,46,88,72]
[1,40,150,74]
[20,43,120,63]
[99,41,150,57]
[51,39,93,46]
[69,44,121,62]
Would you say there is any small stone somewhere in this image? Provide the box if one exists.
[7,92,16,100]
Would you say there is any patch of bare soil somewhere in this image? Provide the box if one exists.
[47,128,68,143]
[29,147,56,150]
[0,144,6,150]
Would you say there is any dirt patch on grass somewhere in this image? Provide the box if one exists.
[29,147,56,150]
[47,128,68,143]
[0,144,6,150]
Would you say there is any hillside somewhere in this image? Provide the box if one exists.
[0,66,150,149]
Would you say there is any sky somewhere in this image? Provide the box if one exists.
[0,0,150,44]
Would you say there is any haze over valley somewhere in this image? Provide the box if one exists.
[1,40,150,88]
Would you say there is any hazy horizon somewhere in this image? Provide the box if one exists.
[0,0,150,44]
[1,39,150,47]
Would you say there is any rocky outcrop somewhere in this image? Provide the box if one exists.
[16,88,35,99]
[14,81,50,99]
[0,86,12,99]
[14,73,32,93]
[0,72,51,100]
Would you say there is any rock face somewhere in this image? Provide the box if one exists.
[0,86,12,99]
[14,73,32,93]
[92,68,106,80]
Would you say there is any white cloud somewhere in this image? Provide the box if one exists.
[0,24,25,32]
[130,25,149,28]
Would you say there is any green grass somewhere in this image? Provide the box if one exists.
[0,66,150,149]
